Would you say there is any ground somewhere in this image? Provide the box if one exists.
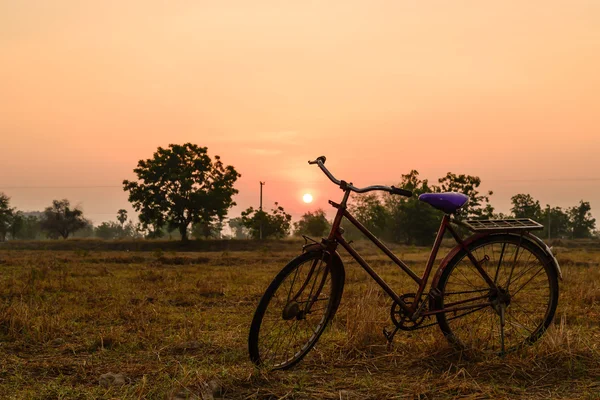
[0,240,599,399]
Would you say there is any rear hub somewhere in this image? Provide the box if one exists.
[282,302,302,320]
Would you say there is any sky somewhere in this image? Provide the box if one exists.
[1,1,599,226]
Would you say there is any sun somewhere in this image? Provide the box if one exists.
[302,193,313,203]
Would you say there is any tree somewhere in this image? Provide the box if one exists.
[294,209,331,237]
[9,211,24,240]
[228,217,249,239]
[40,199,88,239]
[0,193,15,242]
[117,209,128,227]
[241,203,292,239]
[568,200,596,239]
[123,143,241,241]
[541,205,570,239]
[73,220,95,238]
[13,213,42,240]
[192,219,224,239]
[384,170,442,246]
[510,194,542,220]
[95,221,125,240]
[437,172,494,218]
[348,194,390,239]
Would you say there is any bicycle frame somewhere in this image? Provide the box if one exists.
[322,189,498,320]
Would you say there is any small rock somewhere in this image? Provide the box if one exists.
[99,372,127,388]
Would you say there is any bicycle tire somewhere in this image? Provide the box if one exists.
[248,249,344,370]
[435,233,559,355]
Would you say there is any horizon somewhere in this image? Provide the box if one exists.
[2,1,599,225]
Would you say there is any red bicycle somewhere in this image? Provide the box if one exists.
[249,156,561,370]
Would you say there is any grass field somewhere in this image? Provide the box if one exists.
[1,240,599,399]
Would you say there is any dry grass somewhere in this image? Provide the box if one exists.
[0,241,599,399]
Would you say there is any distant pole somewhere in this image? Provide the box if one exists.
[260,181,265,239]
[547,206,551,240]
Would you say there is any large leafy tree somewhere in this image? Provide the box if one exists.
[40,199,88,239]
[123,143,241,241]
[0,193,15,242]
[241,203,292,239]
[294,209,331,237]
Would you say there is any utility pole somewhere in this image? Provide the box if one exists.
[260,181,265,239]
[547,205,551,241]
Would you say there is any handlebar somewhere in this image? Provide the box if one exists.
[308,156,413,198]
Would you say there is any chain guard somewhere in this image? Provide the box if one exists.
[390,293,427,331]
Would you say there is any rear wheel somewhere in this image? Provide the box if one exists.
[435,234,559,355]
[248,250,343,370]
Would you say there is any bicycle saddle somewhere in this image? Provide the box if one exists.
[418,192,469,214]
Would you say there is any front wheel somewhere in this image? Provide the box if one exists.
[248,249,344,370]
[435,234,559,355]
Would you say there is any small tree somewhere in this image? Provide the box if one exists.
[14,213,42,240]
[192,219,224,239]
[349,194,390,239]
[123,143,240,241]
[541,205,570,239]
[294,209,330,237]
[117,209,128,227]
[40,199,88,239]
[228,217,249,239]
[0,193,15,242]
[241,203,292,239]
[95,221,125,240]
[384,170,442,246]
[510,194,542,220]
[9,211,24,240]
[568,200,596,239]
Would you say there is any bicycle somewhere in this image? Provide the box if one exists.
[248,156,561,370]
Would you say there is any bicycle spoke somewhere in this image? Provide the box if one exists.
[494,242,506,284]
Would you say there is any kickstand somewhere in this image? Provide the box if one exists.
[383,326,399,350]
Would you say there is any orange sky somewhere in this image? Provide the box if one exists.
[1,1,599,225]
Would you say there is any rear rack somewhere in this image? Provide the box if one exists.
[462,218,544,232]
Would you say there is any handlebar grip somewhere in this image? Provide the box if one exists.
[390,186,413,198]
[308,156,327,165]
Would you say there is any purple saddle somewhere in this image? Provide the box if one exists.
[418,192,469,214]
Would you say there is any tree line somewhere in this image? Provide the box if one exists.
[0,143,596,244]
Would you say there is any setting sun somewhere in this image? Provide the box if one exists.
[302,193,313,204]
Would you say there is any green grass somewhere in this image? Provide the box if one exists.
[0,241,599,399]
